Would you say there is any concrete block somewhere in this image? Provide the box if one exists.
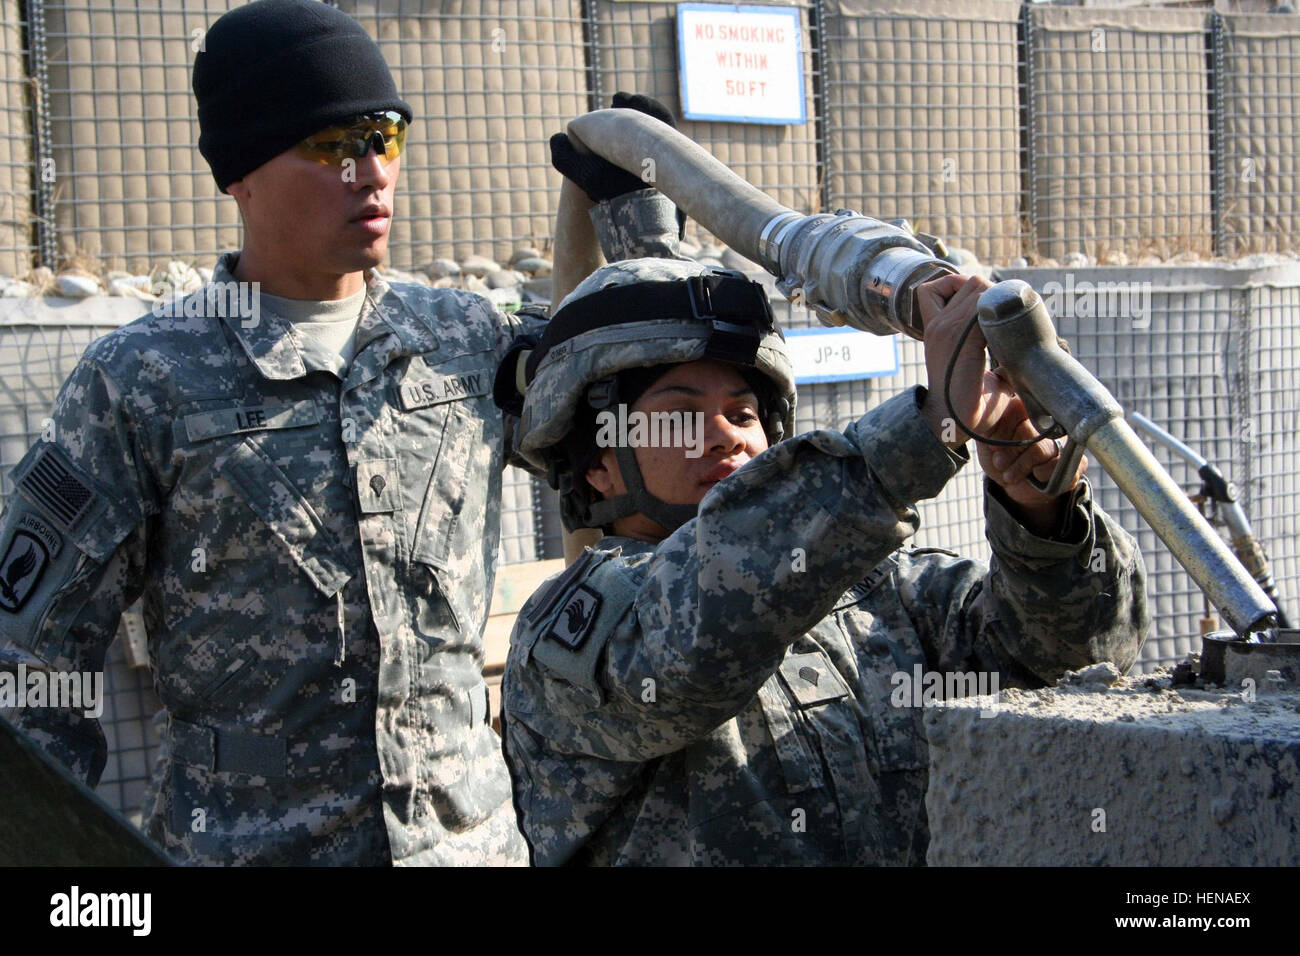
[0,295,148,328]
[924,674,1300,865]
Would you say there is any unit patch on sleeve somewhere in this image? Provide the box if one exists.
[526,546,605,627]
[0,527,51,613]
[544,585,602,651]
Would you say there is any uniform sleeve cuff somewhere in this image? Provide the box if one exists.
[848,386,966,507]
[590,189,682,262]
[984,476,1097,560]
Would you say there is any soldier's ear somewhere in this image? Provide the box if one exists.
[584,448,620,499]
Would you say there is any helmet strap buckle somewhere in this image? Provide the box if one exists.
[687,270,773,366]
[586,376,616,410]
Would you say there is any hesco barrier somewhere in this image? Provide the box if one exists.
[344,0,591,267]
[589,0,821,222]
[1217,13,1300,258]
[821,0,1025,265]
[0,0,34,278]
[1025,6,1215,262]
[1,3,1298,273]
[37,1,243,275]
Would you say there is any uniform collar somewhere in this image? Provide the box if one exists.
[593,534,659,557]
[358,267,441,357]
[213,252,440,380]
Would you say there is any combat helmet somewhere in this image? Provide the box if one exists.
[495,258,796,533]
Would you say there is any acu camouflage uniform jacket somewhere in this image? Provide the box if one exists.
[0,253,544,865]
[502,387,1149,866]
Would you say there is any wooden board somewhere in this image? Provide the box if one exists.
[485,558,565,731]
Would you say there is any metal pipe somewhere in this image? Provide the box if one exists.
[566,109,956,338]
[1087,422,1276,636]
[1128,412,1208,470]
[567,109,1277,634]
[1128,410,1290,628]
[978,281,1278,637]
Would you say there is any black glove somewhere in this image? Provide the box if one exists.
[550,92,688,238]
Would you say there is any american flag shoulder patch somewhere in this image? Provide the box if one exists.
[16,445,98,532]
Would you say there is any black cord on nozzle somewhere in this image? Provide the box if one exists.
[941,313,1062,449]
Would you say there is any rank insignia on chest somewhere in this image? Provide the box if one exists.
[545,585,602,650]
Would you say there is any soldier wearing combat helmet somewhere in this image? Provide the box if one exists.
[495,220,1150,865]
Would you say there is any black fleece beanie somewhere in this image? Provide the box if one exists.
[194,0,413,192]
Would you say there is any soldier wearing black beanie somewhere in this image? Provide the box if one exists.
[0,0,536,868]
[0,0,687,870]
[193,0,412,192]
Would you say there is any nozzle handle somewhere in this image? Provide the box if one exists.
[976,280,1278,637]
[1027,436,1086,499]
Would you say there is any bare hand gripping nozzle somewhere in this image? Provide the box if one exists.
[565,108,1279,639]
[977,281,1278,639]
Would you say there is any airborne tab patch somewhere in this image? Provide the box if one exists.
[544,585,602,651]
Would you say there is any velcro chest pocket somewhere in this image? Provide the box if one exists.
[858,624,929,773]
[753,648,854,797]
[398,352,496,571]
[390,351,498,640]
[216,436,351,600]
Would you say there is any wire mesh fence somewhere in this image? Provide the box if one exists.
[779,290,990,561]
[591,0,822,223]
[1215,12,1300,257]
[0,0,36,278]
[1238,280,1300,628]
[38,2,240,275]
[1026,6,1215,263]
[342,0,590,269]
[998,264,1300,672]
[0,1,1296,822]
[820,0,1026,265]
[5,3,1299,273]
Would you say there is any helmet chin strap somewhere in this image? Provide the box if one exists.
[585,442,698,536]
[568,367,792,537]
